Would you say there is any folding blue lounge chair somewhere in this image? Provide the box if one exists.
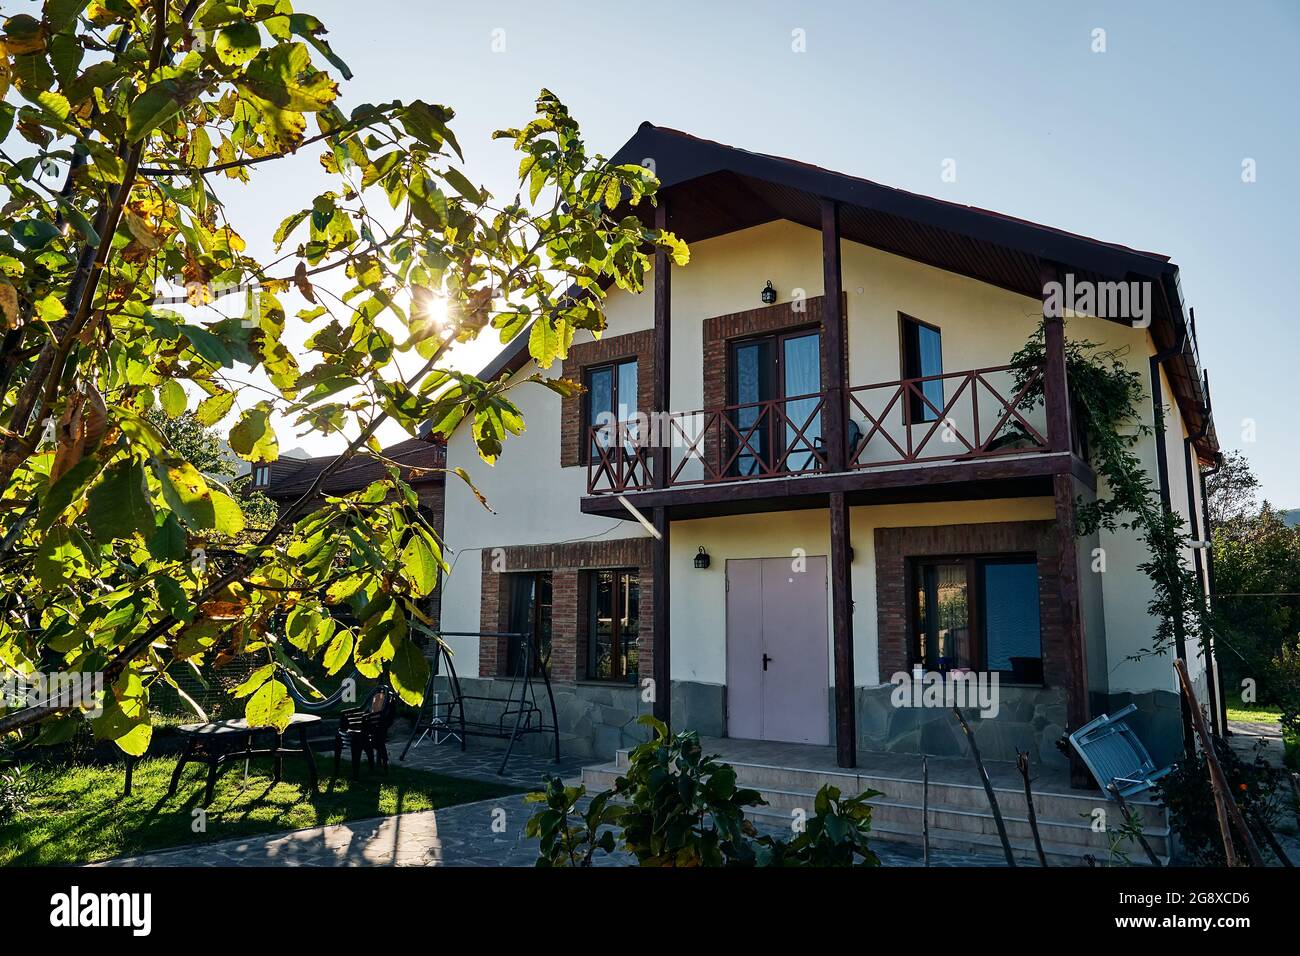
[1068,704,1172,799]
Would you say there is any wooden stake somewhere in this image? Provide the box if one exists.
[953,707,1016,866]
[1108,784,1163,867]
[1174,658,1265,867]
[1016,749,1049,867]
[922,755,930,867]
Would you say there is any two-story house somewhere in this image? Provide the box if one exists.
[436,124,1220,775]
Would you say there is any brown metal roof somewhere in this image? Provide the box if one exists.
[264,436,446,503]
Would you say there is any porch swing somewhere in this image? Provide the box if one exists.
[399,627,562,776]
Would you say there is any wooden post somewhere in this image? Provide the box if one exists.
[1173,658,1264,866]
[820,198,847,473]
[651,201,672,726]
[1040,260,1071,455]
[1053,472,1091,787]
[829,490,855,768]
[653,201,671,490]
[651,506,670,725]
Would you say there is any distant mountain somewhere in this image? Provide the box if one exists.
[1285,510,1300,528]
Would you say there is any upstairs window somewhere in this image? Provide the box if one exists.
[585,359,638,462]
[252,464,271,487]
[901,315,944,423]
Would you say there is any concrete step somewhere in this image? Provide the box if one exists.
[608,748,1165,829]
[583,759,1169,865]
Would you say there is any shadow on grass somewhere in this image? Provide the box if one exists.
[1,753,521,867]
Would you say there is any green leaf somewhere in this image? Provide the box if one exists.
[214,22,261,66]
[229,406,279,462]
[182,324,233,367]
[159,379,187,418]
[322,629,354,675]
[87,460,155,542]
[400,534,438,597]
[442,166,484,204]
[245,678,295,731]
[155,459,216,531]
[529,319,563,368]
[195,389,235,426]
[389,636,429,706]
[35,525,86,589]
[36,455,101,531]
[233,663,276,699]
[147,513,188,562]
[209,489,246,536]
[127,79,193,142]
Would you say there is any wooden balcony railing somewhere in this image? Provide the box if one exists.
[586,363,1050,495]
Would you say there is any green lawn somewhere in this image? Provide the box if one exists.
[0,753,521,867]
[1224,700,1283,725]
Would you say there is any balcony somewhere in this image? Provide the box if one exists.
[582,362,1089,519]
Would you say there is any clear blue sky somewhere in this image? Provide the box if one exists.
[224,0,1299,505]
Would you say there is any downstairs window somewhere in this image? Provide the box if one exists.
[910,555,1043,683]
[587,569,639,683]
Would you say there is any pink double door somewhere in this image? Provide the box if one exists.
[725,556,830,745]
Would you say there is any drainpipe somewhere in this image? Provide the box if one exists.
[1199,443,1228,738]
[1149,287,1196,759]
[1183,409,1219,736]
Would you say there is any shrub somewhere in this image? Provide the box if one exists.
[0,747,31,824]
[524,777,622,868]
[525,718,884,867]
[1155,734,1285,865]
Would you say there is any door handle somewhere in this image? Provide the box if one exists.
[762,653,773,671]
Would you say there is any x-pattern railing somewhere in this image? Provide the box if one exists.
[847,363,1046,467]
[585,363,1049,494]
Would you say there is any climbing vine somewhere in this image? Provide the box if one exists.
[1010,323,1205,662]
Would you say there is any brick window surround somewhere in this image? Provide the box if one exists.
[874,521,1068,689]
[559,330,655,468]
[701,293,848,469]
[479,538,654,683]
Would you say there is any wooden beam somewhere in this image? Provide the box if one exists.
[582,450,1077,516]
[653,201,671,490]
[1052,471,1091,787]
[651,506,670,725]
[1040,260,1071,454]
[829,491,856,768]
[651,203,672,727]
[821,199,847,472]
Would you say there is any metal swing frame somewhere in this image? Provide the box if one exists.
[399,629,561,776]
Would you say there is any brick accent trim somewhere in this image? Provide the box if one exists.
[701,294,849,468]
[874,521,1069,690]
[479,538,654,684]
[559,330,655,468]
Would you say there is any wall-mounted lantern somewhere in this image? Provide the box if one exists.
[693,546,711,569]
[761,280,777,305]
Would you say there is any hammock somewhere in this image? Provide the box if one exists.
[281,666,363,712]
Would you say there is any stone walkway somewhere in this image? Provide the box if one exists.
[101,739,1008,867]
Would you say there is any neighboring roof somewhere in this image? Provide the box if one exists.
[264,436,446,502]
[479,122,1217,457]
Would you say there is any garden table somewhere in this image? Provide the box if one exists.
[166,713,321,806]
